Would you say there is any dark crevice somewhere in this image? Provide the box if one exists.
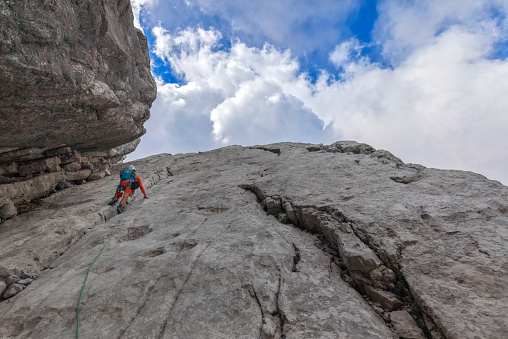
[241,183,440,339]
[316,228,434,338]
[197,205,229,214]
[16,189,56,215]
[0,270,40,301]
[248,146,281,156]
[291,243,300,272]
[328,257,333,279]
[119,225,153,242]
[275,272,285,339]
[246,268,285,339]
[390,175,423,184]
[306,146,324,152]
[143,247,165,258]
[315,235,358,290]
[318,207,434,338]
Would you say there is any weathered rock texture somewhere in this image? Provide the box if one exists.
[0,140,140,220]
[0,0,156,150]
[0,141,506,339]
[0,0,156,217]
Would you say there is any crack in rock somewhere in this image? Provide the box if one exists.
[275,273,286,339]
[157,241,212,339]
[241,183,440,339]
[248,147,281,156]
[246,284,266,338]
[247,264,285,339]
[291,243,300,273]
[116,218,209,339]
[390,175,423,184]
[1,163,173,301]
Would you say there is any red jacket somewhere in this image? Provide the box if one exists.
[119,173,146,195]
[135,173,146,195]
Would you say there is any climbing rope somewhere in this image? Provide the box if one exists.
[76,204,128,339]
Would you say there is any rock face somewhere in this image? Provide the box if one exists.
[0,140,140,219]
[0,0,156,150]
[0,198,17,219]
[0,0,155,217]
[0,141,507,339]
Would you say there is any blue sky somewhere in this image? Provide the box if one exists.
[127,0,508,185]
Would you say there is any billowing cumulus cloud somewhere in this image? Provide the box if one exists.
[128,27,330,158]
[329,38,377,77]
[128,0,508,185]
[210,78,325,145]
[310,26,508,182]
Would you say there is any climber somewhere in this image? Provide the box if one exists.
[109,165,148,213]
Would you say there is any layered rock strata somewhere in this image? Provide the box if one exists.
[0,139,140,219]
[0,0,156,218]
[0,142,506,339]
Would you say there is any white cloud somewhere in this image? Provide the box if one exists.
[130,0,158,32]
[374,0,508,63]
[210,77,325,145]
[308,26,508,183]
[137,0,361,57]
[193,0,358,53]
[330,38,363,68]
[128,27,329,160]
[129,2,508,185]
[329,38,377,78]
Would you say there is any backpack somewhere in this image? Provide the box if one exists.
[120,168,137,182]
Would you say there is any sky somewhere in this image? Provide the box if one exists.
[127,0,508,185]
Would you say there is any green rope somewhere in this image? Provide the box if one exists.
[76,205,127,339]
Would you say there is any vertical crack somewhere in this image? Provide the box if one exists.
[246,284,265,338]
[247,268,285,339]
[328,257,333,280]
[116,218,209,339]
[157,240,212,339]
[156,220,233,339]
[275,271,285,339]
[291,243,300,273]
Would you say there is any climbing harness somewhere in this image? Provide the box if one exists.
[76,204,128,339]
